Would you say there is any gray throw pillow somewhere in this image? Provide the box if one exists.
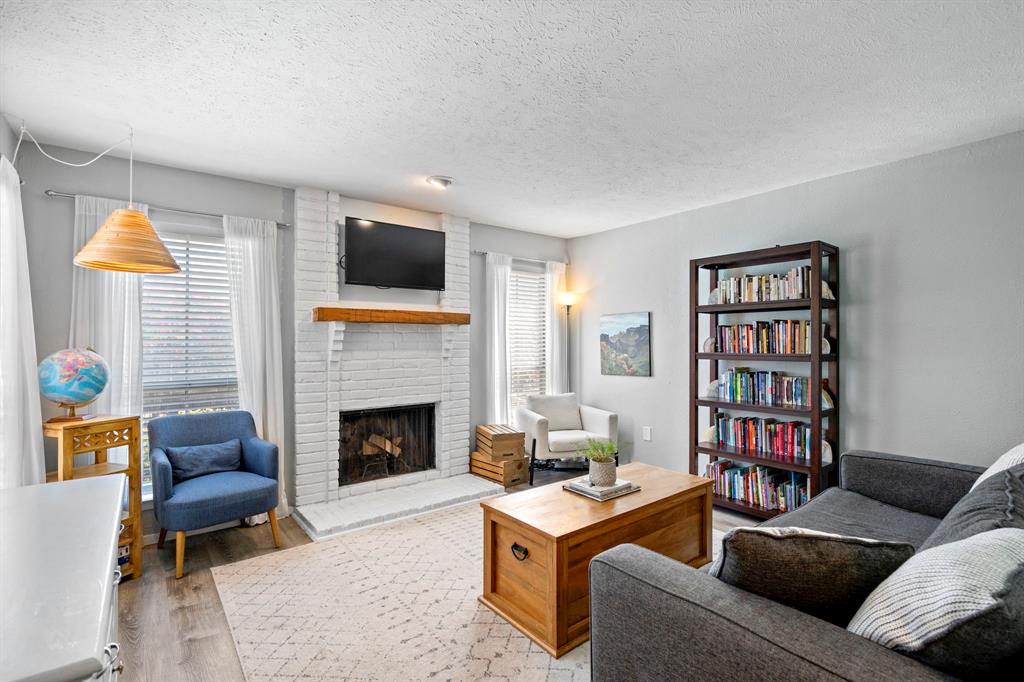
[848,528,1024,677]
[920,463,1024,552]
[707,526,914,626]
[165,438,242,483]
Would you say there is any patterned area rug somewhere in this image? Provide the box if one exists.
[213,500,724,682]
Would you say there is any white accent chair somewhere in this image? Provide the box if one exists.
[515,393,618,485]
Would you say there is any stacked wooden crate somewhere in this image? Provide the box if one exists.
[471,424,528,487]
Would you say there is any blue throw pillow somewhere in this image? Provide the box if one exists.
[165,438,242,483]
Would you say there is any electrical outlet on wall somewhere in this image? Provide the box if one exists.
[642,426,652,441]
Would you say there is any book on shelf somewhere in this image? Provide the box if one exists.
[712,414,813,459]
[706,371,834,409]
[707,459,808,512]
[715,321,828,355]
[711,266,821,304]
[563,476,641,501]
[716,367,810,407]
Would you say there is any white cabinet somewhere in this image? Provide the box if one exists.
[1,476,126,682]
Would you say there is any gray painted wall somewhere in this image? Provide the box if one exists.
[566,132,1024,470]
[15,144,294,533]
[469,223,568,430]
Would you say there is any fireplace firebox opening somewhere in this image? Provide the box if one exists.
[338,403,436,486]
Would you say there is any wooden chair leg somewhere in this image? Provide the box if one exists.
[268,508,282,548]
[157,528,167,549]
[175,531,186,579]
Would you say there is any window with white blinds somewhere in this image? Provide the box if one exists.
[508,261,548,411]
[141,220,239,483]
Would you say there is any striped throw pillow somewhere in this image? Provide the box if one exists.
[848,528,1024,676]
[972,443,1024,491]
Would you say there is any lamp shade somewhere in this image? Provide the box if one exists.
[73,208,180,273]
[558,291,578,307]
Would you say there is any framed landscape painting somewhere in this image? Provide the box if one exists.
[600,312,651,376]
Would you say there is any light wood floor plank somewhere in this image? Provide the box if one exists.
[117,518,311,682]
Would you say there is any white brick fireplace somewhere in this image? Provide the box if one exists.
[291,189,496,535]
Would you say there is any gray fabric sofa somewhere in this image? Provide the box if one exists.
[589,450,987,681]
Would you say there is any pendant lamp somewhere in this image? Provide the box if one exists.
[73,129,179,273]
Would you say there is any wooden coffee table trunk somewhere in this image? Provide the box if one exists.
[480,462,712,657]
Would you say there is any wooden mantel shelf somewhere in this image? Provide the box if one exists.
[313,306,470,325]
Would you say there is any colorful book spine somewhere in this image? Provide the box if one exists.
[706,459,809,511]
[715,320,826,354]
[716,266,812,304]
[716,368,810,408]
[712,414,813,459]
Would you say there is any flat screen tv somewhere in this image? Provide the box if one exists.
[343,217,445,291]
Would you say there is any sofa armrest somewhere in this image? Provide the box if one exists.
[242,437,278,480]
[515,407,550,458]
[579,405,618,445]
[589,545,951,682]
[840,450,985,518]
[150,448,173,525]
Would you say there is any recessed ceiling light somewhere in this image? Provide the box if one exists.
[426,175,454,190]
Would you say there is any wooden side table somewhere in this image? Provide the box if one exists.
[44,415,143,579]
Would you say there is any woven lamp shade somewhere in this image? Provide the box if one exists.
[73,208,180,273]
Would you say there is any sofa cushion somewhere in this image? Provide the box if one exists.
[920,463,1024,552]
[971,442,1024,491]
[708,526,914,626]
[848,528,1024,677]
[164,470,277,531]
[547,429,600,453]
[760,487,941,548]
[527,393,583,431]
[165,438,242,483]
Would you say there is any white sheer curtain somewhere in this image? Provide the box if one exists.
[0,157,45,488]
[224,215,287,515]
[69,195,147,463]
[545,261,568,395]
[485,253,512,424]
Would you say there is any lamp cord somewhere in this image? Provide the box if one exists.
[11,124,133,176]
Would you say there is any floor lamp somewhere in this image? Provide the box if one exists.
[558,292,578,392]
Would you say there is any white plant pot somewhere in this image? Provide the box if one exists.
[589,459,617,487]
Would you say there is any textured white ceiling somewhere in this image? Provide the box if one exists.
[2,1,1022,237]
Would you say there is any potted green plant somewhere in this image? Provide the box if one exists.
[577,438,617,487]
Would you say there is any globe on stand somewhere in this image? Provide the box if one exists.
[37,348,110,423]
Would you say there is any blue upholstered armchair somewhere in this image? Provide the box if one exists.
[149,410,281,578]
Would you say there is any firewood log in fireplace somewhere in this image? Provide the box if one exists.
[362,434,403,457]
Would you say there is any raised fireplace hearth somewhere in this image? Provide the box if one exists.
[339,403,436,486]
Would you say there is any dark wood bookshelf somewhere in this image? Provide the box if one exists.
[696,352,836,363]
[696,299,836,314]
[691,241,839,270]
[689,241,840,520]
[695,398,834,417]
[695,442,813,473]
[711,495,778,519]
